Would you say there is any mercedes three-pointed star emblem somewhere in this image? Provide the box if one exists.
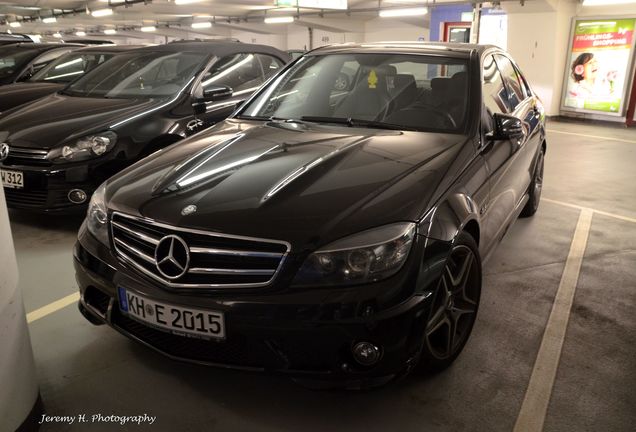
[0,143,9,162]
[154,235,190,280]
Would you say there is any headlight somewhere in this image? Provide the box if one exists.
[292,222,416,287]
[54,131,117,162]
[86,182,109,245]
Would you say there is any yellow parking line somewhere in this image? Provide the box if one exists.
[513,208,594,432]
[26,292,80,324]
[546,128,636,144]
[544,197,636,224]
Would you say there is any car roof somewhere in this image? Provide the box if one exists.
[0,42,84,52]
[310,41,502,58]
[132,40,290,60]
[0,33,33,43]
[73,44,146,53]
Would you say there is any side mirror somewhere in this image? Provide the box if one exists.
[202,85,233,102]
[17,68,33,82]
[487,113,525,141]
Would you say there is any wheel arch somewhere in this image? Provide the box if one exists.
[419,192,482,247]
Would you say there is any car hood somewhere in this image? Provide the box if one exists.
[107,119,469,249]
[0,93,167,149]
[0,82,65,112]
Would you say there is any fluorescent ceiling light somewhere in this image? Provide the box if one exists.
[92,8,113,17]
[42,17,57,24]
[175,0,204,4]
[103,29,117,35]
[582,0,636,5]
[276,0,348,9]
[264,16,294,24]
[191,21,212,29]
[9,22,21,28]
[140,26,156,32]
[379,7,427,18]
[75,31,86,36]
[53,32,62,38]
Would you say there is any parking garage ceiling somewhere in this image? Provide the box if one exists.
[0,0,523,39]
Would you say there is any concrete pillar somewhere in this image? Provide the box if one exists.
[0,188,41,430]
[505,0,577,116]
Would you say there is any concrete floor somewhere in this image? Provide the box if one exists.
[7,119,636,432]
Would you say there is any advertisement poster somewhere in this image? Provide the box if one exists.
[563,18,636,114]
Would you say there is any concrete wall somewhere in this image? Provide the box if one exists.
[506,9,568,115]
[506,0,636,119]
[230,30,287,49]
[363,18,428,43]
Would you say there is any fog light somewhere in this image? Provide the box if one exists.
[352,342,381,366]
[68,189,87,204]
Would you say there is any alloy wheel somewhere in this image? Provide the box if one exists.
[425,245,480,360]
[534,151,544,203]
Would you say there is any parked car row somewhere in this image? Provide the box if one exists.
[0,40,290,211]
[1,40,546,388]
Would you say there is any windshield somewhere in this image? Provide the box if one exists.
[0,47,39,80]
[64,51,208,99]
[30,51,115,83]
[240,53,470,133]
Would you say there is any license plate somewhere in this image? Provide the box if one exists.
[1,169,24,189]
[118,288,225,340]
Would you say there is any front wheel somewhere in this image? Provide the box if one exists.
[418,232,482,372]
[520,149,544,218]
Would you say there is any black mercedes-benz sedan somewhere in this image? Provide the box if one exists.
[0,41,289,212]
[74,42,546,388]
[0,45,142,113]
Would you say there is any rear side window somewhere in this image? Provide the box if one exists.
[494,54,526,110]
[482,54,508,115]
[30,52,113,83]
[31,49,73,73]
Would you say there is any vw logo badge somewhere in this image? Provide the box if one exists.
[154,235,190,280]
[181,204,197,216]
[0,143,9,162]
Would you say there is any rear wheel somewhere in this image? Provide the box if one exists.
[418,232,481,372]
[520,149,544,218]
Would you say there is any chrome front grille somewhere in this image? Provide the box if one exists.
[8,147,48,159]
[3,146,50,167]
[110,212,290,289]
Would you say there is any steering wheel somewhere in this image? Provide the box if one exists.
[420,106,457,128]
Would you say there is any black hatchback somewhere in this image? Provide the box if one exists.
[0,41,289,212]
[74,42,546,388]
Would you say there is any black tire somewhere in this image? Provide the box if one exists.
[520,149,545,218]
[417,231,482,373]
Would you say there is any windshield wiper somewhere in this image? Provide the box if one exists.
[234,114,272,121]
[299,116,413,131]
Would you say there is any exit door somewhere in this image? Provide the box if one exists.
[443,22,471,43]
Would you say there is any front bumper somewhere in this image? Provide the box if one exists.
[74,226,449,385]
[1,158,119,213]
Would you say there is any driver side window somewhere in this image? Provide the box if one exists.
[203,53,263,94]
[482,54,509,133]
